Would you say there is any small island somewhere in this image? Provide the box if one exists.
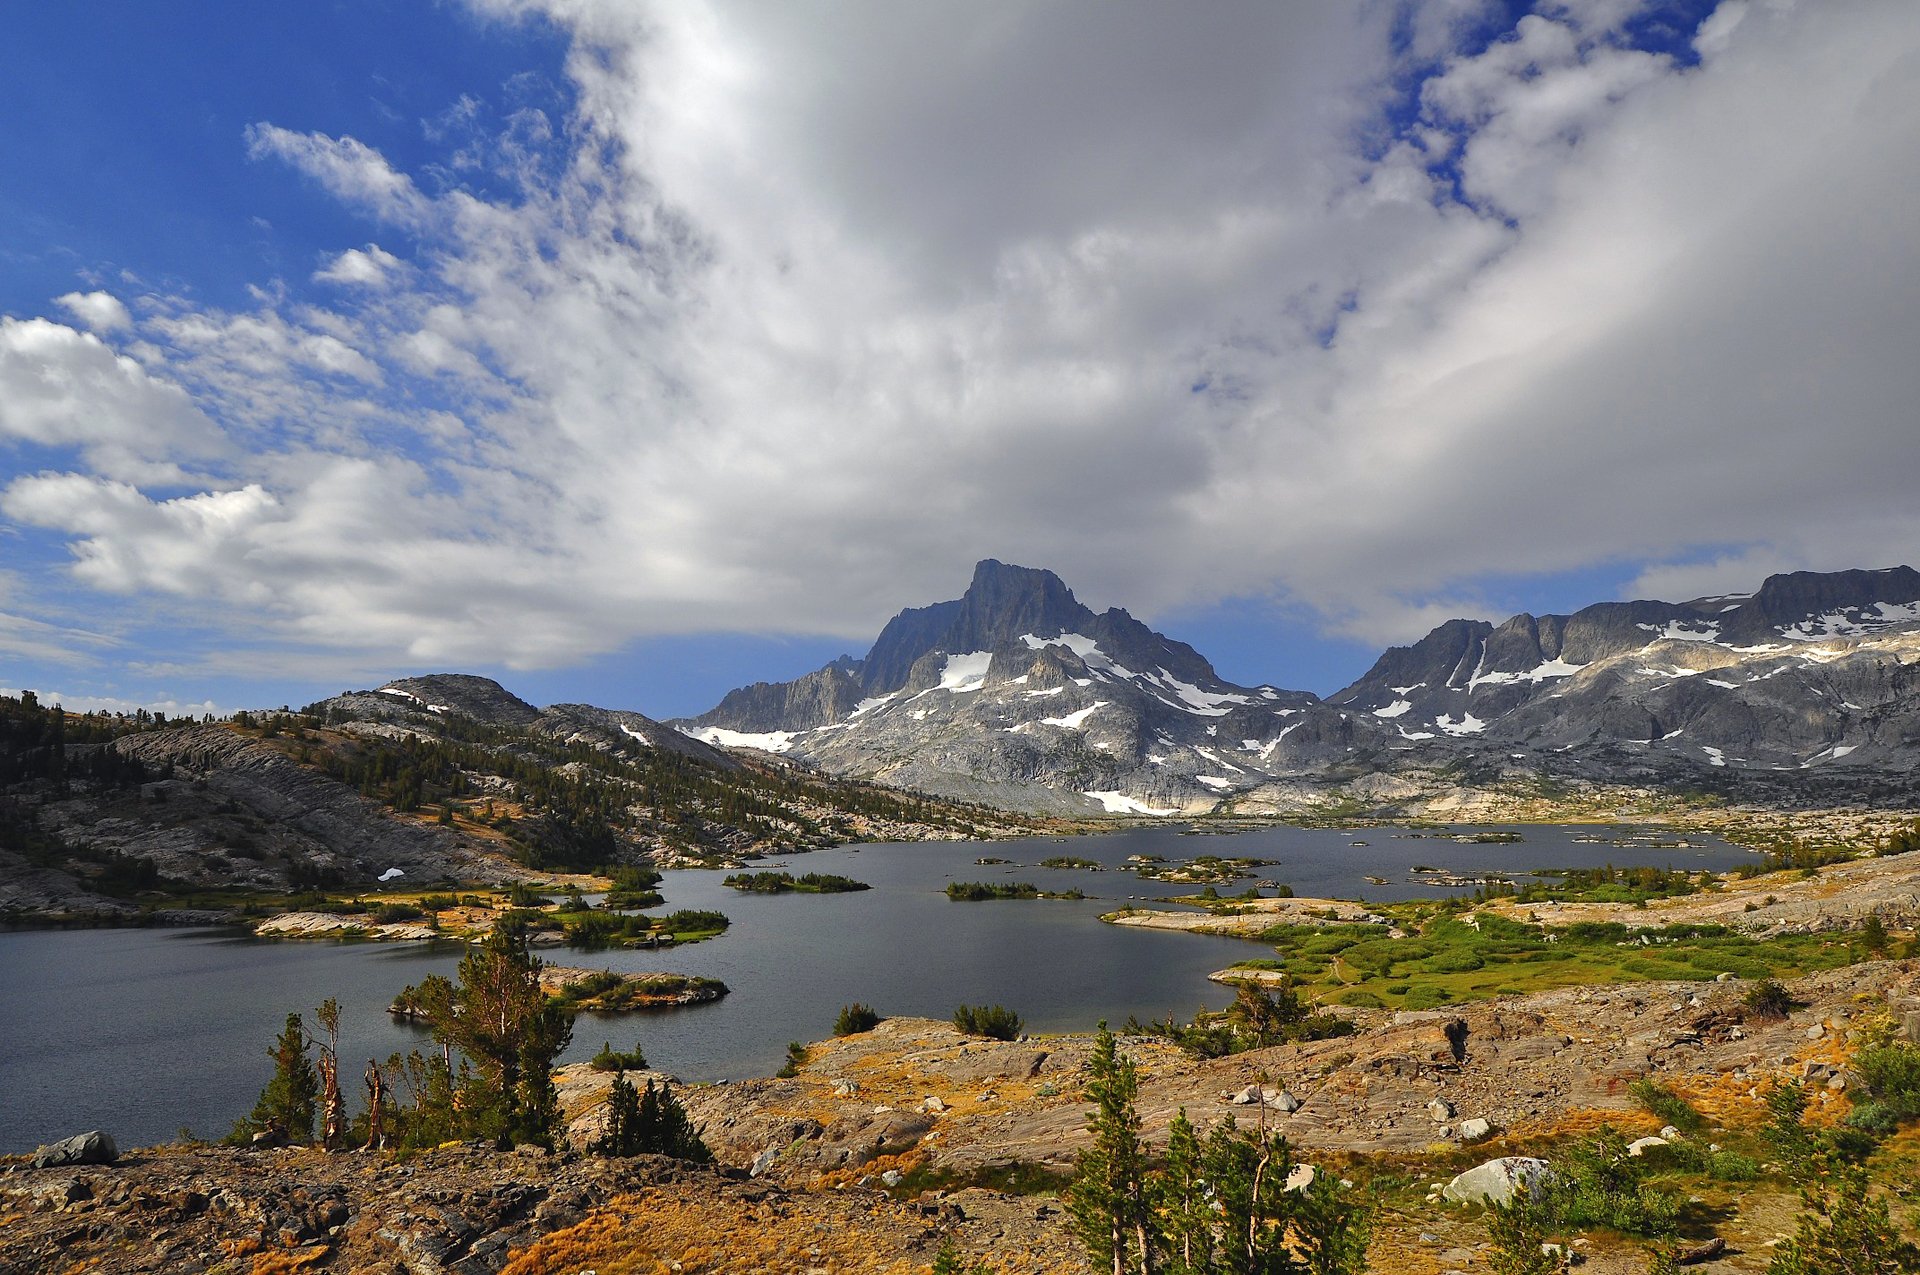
[945,880,1086,901]
[391,966,728,1019]
[721,870,870,894]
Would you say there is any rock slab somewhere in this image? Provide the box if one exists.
[31,1130,117,1169]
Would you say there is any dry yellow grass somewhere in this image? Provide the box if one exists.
[498,1189,1069,1275]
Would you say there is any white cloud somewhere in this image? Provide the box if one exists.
[0,317,220,482]
[55,290,132,333]
[3,0,1919,682]
[313,244,402,288]
[0,687,223,719]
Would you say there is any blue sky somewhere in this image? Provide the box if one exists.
[2,1,1917,720]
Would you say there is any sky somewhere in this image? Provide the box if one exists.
[2,0,1917,720]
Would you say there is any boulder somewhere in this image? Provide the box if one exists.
[1626,1136,1669,1157]
[1284,1164,1316,1193]
[1457,1117,1493,1141]
[1442,1156,1553,1205]
[1224,1084,1299,1112]
[1427,1098,1456,1121]
[31,1131,117,1169]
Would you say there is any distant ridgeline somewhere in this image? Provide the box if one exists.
[676,561,1920,815]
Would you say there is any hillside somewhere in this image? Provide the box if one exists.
[0,677,1037,923]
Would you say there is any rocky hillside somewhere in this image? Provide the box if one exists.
[682,562,1920,816]
[1332,567,1920,774]
[0,676,1035,922]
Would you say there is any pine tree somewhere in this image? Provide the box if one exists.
[592,1072,644,1156]
[1066,1023,1156,1275]
[1204,1116,1297,1275]
[1157,1109,1215,1275]
[592,1074,711,1161]
[1769,1166,1920,1275]
[410,920,573,1146]
[247,1012,318,1143]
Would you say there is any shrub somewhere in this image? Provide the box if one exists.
[1534,1126,1680,1238]
[776,1041,807,1078]
[1851,1040,1920,1122]
[589,1041,649,1072]
[834,1003,882,1036]
[953,1004,1023,1040]
[371,902,423,924]
[1629,1078,1706,1134]
[1744,979,1800,1021]
[1769,1165,1920,1275]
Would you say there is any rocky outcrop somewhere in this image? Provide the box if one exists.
[30,1131,116,1169]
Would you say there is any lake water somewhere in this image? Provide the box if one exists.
[0,823,1754,1152]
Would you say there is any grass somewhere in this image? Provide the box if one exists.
[1225,912,1861,1008]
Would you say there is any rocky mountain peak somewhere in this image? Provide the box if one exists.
[859,560,1098,695]
[362,674,542,726]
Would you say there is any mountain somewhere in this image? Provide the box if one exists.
[683,560,1345,813]
[1332,566,1920,774]
[682,561,1920,814]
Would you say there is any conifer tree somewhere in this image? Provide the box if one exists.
[1066,1023,1156,1275]
[247,1012,318,1143]
[410,919,573,1146]
[1157,1109,1215,1275]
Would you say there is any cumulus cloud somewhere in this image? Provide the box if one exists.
[0,317,221,482]
[55,290,133,333]
[313,244,402,287]
[4,0,1919,676]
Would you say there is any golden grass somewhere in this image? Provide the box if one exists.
[497,1189,1064,1275]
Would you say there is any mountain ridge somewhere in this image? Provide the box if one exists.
[677,560,1920,814]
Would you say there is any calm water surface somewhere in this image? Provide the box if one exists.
[0,823,1753,1152]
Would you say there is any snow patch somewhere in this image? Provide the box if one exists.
[1434,713,1487,736]
[1374,699,1414,718]
[377,687,449,714]
[938,651,993,693]
[686,726,800,754]
[1390,683,1427,695]
[1638,620,1721,643]
[619,724,651,747]
[1781,600,1920,641]
[1084,790,1180,816]
[1195,775,1235,791]
[1706,679,1739,689]
[1469,659,1585,690]
[849,694,897,718]
[1701,746,1726,767]
[1042,701,1107,730]
[1023,686,1066,698]
[378,867,405,882]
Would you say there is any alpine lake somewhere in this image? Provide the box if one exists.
[0,822,1759,1152]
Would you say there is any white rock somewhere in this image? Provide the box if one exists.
[1428,1098,1456,1121]
[1284,1164,1316,1193]
[1627,1136,1669,1157]
[1442,1157,1554,1205]
[1457,1117,1493,1141]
